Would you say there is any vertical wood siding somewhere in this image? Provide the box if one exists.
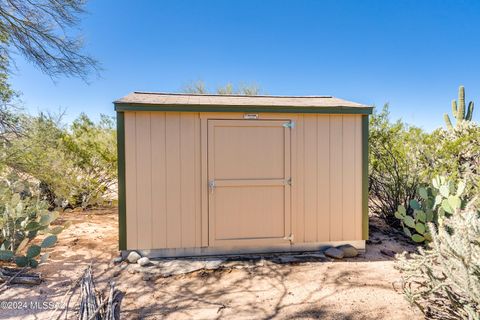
[124,112,364,250]
[299,114,363,242]
[124,112,202,250]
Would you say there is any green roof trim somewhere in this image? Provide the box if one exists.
[114,103,373,114]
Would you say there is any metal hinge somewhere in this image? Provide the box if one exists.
[285,178,292,185]
[283,233,294,243]
[208,180,215,194]
[283,121,295,129]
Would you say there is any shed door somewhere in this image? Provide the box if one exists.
[208,119,291,247]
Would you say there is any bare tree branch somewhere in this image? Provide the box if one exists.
[0,0,99,80]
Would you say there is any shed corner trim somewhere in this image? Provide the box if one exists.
[116,111,127,250]
[362,115,369,240]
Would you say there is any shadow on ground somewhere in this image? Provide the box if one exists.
[0,209,420,320]
[119,256,411,319]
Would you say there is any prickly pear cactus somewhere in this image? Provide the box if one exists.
[394,176,466,243]
[0,186,70,267]
[444,85,475,129]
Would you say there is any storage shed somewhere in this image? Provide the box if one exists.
[114,92,372,257]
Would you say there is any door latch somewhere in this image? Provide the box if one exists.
[208,180,216,194]
[283,234,294,243]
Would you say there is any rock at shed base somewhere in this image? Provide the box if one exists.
[127,251,141,263]
[112,256,123,265]
[160,260,205,277]
[137,257,151,266]
[276,255,302,264]
[367,238,382,245]
[142,274,153,281]
[203,258,225,270]
[337,244,359,258]
[380,249,397,257]
[292,253,327,262]
[325,247,344,259]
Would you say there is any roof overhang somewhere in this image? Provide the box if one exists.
[114,92,373,114]
[115,103,373,114]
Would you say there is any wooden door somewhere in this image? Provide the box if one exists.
[208,119,291,247]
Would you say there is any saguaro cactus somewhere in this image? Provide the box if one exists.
[444,85,475,129]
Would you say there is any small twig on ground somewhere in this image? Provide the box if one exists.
[217,304,226,313]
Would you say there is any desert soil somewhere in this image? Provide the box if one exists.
[0,209,422,320]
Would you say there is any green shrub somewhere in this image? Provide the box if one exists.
[0,181,69,267]
[61,113,117,207]
[3,112,117,208]
[396,195,480,319]
[369,105,428,224]
[395,177,466,243]
[422,121,480,198]
[3,113,73,207]
[369,103,480,228]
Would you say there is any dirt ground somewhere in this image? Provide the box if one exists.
[0,208,422,320]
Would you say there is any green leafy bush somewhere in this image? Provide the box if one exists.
[3,112,117,208]
[3,113,73,207]
[0,181,69,267]
[395,177,466,243]
[61,113,117,207]
[396,196,480,319]
[369,100,480,228]
[369,105,428,224]
[422,121,480,198]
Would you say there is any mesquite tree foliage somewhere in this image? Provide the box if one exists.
[4,112,117,208]
[0,0,98,79]
[424,122,480,198]
[183,80,262,95]
[368,105,428,224]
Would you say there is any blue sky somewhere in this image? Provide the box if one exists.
[9,0,480,130]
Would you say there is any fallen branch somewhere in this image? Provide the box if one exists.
[0,267,41,288]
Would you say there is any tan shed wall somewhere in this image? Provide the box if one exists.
[295,114,363,243]
[124,112,202,250]
[124,112,363,250]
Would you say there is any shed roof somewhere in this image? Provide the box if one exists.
[114,92,372,114]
